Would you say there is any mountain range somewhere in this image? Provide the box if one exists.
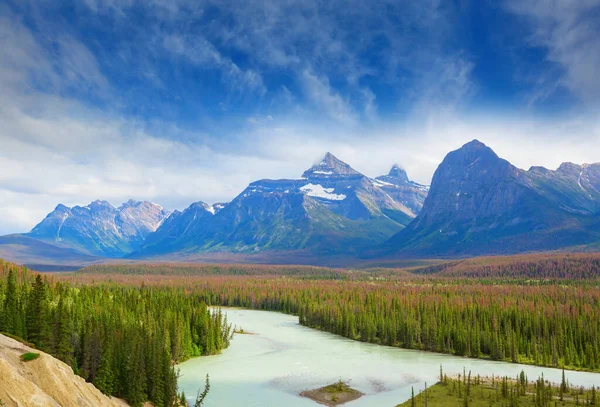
[2,141,600,267]
[25,200,170,257]
[134,153,426,258]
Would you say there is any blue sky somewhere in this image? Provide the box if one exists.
[1,0,600,234]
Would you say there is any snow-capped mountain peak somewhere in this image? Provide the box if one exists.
[301,153,362,180]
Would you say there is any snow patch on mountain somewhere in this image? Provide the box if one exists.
[372,179,394,187]
[300,183,347,200]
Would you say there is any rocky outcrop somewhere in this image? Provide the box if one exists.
[0,334,129,407]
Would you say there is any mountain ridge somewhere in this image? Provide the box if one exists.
[27,200,170,257]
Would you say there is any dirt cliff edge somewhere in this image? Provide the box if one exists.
[0,333,129,407]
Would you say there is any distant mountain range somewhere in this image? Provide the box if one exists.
[2,142,600,267]
[27,199,170,257]
[134,153,426,258]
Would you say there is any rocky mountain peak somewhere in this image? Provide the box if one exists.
[445,139,500,165]
[119,199,142,209]
[54,204,70,212]
[528,165,550,174]
[301,152,362,179]
[386,165,410,183]
[556,162,582,176]
[187,201,211,211]
[89,200,114,211]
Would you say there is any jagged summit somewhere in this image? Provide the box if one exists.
[118,199,146,209]
[447,139,500,164]
[188,201,210,209]
[54,203,70,212]
[375,164,423,187]
[89,199,114,209]
[373,164,428,215]
[462,139,486,148]
[301,152,362,179]
[385,165,410,183]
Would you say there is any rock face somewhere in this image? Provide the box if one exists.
[0,333,128,407]
[135,153,426,257]
[27,200,170,257]
[387,140,600,256]
[374,165,428,216]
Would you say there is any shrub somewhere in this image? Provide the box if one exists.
[20,352,40,362]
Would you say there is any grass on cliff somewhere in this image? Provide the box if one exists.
[20,352,40,362]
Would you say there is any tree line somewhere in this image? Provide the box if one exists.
[0,260,231,406]
[414,253,600,280]
[180,277,600,371]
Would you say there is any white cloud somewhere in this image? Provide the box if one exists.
[505,0,600,104]
[143,0,474,124]
[300,70,357,125]
[163,34,266,95]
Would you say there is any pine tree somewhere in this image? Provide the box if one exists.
[126,333,147,406]
[194,374,210,407]
[94,341,115,396]
[1,268,20,336]
[26,275,51,350]
[560,367,567,401]
[54,296,73,366]
[467,370,472,397]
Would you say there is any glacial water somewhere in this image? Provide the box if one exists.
[177,309,600,407]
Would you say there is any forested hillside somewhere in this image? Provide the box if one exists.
[0,259,231,406]
[412,253,600,280]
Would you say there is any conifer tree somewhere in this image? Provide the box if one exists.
[2,268,20,336]
[195,374,211,407]
[26,274,51,350]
